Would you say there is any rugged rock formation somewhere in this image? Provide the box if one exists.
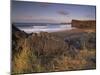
[72,20,96,29]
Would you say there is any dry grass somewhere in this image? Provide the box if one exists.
[12,24,96,74]
[12,39,45,74]
[47,49,96,71]
[12,47,96,74]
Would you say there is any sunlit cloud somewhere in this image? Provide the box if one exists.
[14,15,58,23]
[15,15,33,20]
[12,1,96,23]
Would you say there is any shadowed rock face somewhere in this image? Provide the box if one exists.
[72,20,96,29]
[12,25,28,57]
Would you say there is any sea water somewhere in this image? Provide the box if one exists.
[14,23,75,33]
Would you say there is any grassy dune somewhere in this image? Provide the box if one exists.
[11,23,96,74]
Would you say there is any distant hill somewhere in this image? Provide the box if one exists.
[72,20,96,29]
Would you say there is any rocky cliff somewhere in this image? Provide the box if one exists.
[72,20,96,29]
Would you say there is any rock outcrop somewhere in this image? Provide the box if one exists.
[72,20,96,29]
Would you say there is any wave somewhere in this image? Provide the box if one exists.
[17,24,75,33]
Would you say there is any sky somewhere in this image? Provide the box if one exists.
[11,1,96,23]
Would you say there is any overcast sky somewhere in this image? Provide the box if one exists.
[11,1,96,23]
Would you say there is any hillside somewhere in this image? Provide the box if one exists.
[12,25,96,74]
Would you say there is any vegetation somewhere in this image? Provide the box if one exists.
[11,24,96,74]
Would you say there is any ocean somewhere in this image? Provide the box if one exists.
[14,23,75,33]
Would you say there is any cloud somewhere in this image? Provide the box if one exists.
[38,2,50,8]
[32,17,57,22]
[85,14,95,19]
[57,10,69,16]
[15,15,33,20]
